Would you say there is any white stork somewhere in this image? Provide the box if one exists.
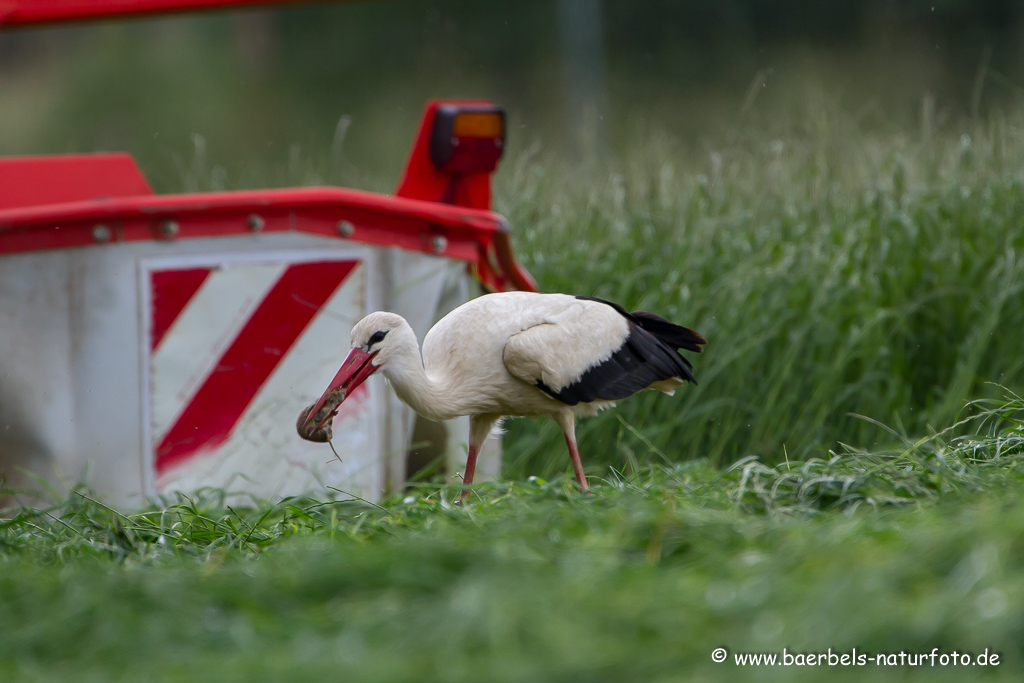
[300,292,705,500]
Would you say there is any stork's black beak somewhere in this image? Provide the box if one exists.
[303,348,380,431]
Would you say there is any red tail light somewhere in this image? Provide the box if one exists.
[430,104,506,174]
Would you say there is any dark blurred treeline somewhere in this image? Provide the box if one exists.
[605,0,1021,45]
[1,0,1023,191]
[604,0,1024,106]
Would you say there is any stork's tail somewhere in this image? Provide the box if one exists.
[630,311,707,353]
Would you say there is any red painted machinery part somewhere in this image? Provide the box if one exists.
[0,183,537,293]
[396,100,498,210]
[0,0,304,26]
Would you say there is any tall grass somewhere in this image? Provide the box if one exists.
[497,107,1024,478]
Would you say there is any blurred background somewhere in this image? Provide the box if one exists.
[2,0,1024,192]
[5,0,1024,479]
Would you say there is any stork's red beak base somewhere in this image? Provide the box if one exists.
[304,348,380,431]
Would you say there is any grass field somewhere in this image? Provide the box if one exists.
[5,108,1024,680]
[3,396,1024,681]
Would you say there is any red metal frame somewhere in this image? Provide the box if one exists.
[0,0,304,26]
[0,182,536,292]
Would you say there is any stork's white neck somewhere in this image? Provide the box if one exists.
[378,341,459,422]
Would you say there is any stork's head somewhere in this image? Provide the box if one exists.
[299,312,412,436]
[348,311,410,364]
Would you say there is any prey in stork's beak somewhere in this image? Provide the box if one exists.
[297,347,380,441]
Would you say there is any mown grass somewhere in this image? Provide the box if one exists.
[3,397,1024,682]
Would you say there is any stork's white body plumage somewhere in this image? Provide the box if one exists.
[301,291,705,499]
[409,293,627,419]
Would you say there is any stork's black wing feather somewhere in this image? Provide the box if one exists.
[575,296,707,352]
[534,297,705,406]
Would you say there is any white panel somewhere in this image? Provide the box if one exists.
[0,252,76,498]
[69,247,148,502]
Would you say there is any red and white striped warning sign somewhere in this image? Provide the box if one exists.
[144,254,374,495]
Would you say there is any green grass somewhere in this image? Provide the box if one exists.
[7,7,1024,680]
[8,62,1024,679]
[3,396,1024,682]
[496,108,1024,479]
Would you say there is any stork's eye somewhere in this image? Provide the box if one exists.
[367,330,388,347]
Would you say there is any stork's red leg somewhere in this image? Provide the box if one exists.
[564,435,589,491]
[459,414,499,504]
[552,411,588,492]
[459,444,480,504]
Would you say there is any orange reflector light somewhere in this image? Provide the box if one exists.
[452,112,504,138]
[431,104,506,175]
